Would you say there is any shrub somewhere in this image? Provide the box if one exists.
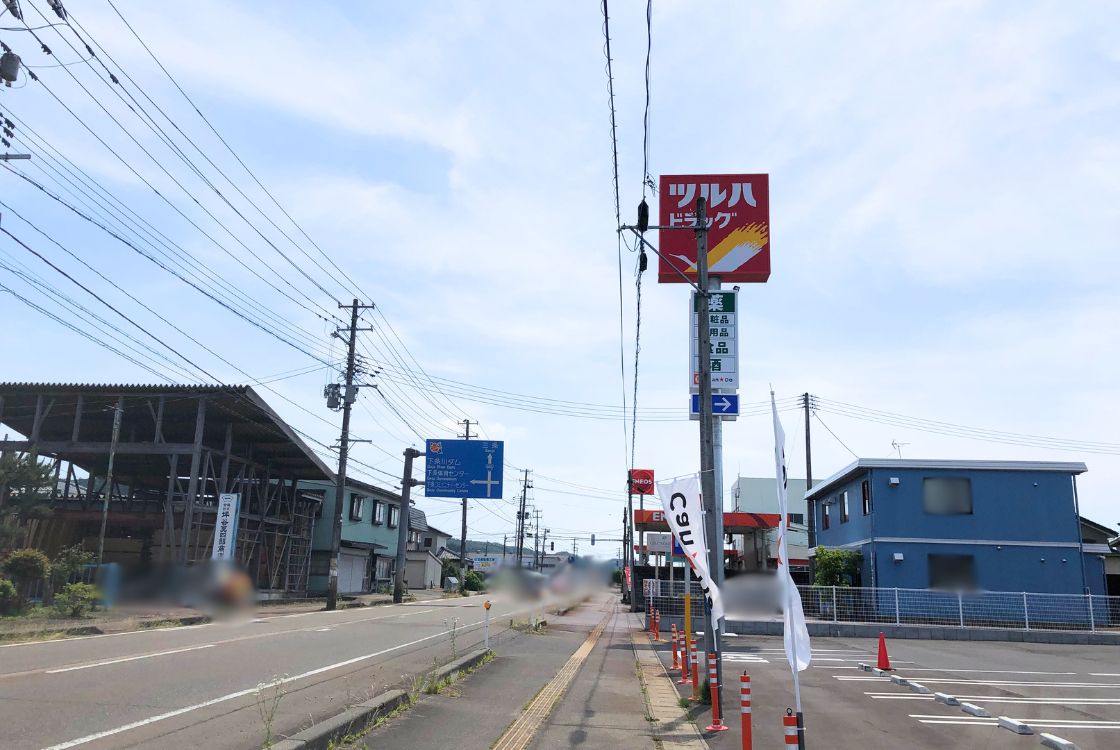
[0,578,17,615]
[464,571,484,592]
[53,582,100,618]
[2,548,51,605]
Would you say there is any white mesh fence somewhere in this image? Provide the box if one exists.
[642,579,1120,633]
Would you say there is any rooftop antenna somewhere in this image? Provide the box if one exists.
[891,440,909,459]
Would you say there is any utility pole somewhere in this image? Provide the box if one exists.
[502,534,507,563]
[393,447,422,603]
[804,393,815,574]
[516,469,530,567]
[96,397,123,567]
[694,196,724,694]
[625,475,634,606]
[457,418,475,592]
[326,299,374,611]
[532,508,542,571]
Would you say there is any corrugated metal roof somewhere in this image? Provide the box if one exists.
[805,458,1088,501]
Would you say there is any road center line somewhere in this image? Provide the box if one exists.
[46,644,216,674]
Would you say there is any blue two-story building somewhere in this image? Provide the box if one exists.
[807,459,1099,596]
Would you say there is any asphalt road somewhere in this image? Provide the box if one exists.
[0,594,547,750]
[658,632,1120,750]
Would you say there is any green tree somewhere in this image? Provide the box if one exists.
[0,453,55,553]
[1,548,51,609]
[813,548,862,587]
[48,545,95,604]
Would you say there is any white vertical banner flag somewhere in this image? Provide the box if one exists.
[772,394,811,673]
[656,474,725,629]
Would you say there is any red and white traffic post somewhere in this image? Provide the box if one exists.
[671,625,680,671]
[705,652,728,732]
[690,641,700,701]
[678,634,691,685]
[783,710,798,746]
[740,673,752,750]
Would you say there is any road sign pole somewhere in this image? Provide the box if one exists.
[694,196,723,710]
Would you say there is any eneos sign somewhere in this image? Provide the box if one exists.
[658,173,770,283]
[629,469,655,495]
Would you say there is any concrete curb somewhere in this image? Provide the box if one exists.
[998,716,1034,735]
[960,702,991,717]
[908,682,932,694]
[271,648,493,750]
[1039,733,1082,750]
[889,674,909,686]
[934,692,960,706]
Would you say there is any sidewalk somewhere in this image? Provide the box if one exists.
[355,592,667,750]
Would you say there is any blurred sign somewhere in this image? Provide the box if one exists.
[647,532,671,554]
[657,173,771,284]
[424,439,504,498]
[690,290,739,390]
[629,469,655,495]
[211,493,241,560]
[472,555,500,571]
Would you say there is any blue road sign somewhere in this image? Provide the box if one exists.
[690,393,740,416]
[424,439,504,499]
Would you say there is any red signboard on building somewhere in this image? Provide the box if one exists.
[657,173,770,283]
[628,469,655,495]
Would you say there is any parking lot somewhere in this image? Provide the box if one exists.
[656,632,1120,750]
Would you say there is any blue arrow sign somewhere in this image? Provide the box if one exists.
[690,393,739,416]
[424,439,505,499]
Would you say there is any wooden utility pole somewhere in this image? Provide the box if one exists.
[96,398,124,567]
[327,299,374,611]
[804,393,815,553]
[516,469,530,567]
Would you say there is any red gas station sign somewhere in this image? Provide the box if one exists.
[658,173,770,283]
[628,469,655,495]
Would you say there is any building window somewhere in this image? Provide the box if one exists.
[348,494,365,521]
[424,537,433,548]
[861,480,871,515]
[388,505,399,528]
[371,500,384,525]
[840,492,849,523]
[789,513,804,525]
[923,478,973,515]
[822,504,830,530]
[928,554,977,590]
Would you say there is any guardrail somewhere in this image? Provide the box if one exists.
[642,579,1120,632]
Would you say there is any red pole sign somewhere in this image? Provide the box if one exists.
[657,174,770,283]
[628,469,655,495]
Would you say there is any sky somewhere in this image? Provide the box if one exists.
[1,0,1118,557]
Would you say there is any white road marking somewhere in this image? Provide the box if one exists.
[46,645,216,674]
[866,692,1120,706]
[834,676,1120,688]
[1092,673,1120,677]
[0,623,211,649]
[723,654,769,663]
[893,668,1077,675]
[39,605,536,750]
[911,714,1120,729]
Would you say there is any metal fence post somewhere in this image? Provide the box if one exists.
[832,585,838,623]
[957,592,964,628]
[1022,592,1030,631]
[894,588,900,625]
[1088,594,1096,632]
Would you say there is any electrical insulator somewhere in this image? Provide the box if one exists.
[638,251,648,273]
[48,0,66,20]
[1,52,21,85]
[591,533,596,546]
[637,198,650,233]
[3,1,22,22]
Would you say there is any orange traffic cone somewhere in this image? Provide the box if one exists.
[877,631,892,671]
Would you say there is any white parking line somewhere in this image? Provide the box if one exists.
[834,676,1120,688]
[45,644,216,674]
[866,692,1120,706]
[894,668,1077,675]
[910,714,1120,729]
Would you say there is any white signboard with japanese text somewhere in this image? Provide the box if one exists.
[646,532,671,555]
[690,290,739,390]
[211,493,242,561]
